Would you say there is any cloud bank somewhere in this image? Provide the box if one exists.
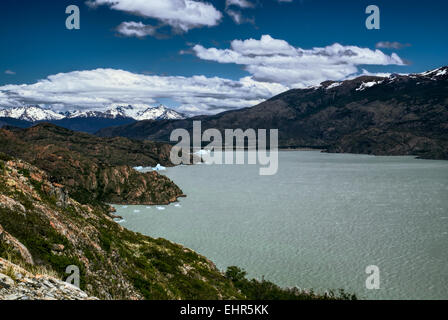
[0,69,287,115]
[193,35,405,87]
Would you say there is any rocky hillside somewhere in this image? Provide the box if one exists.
[0,258,96,300]
[97,67,448,160]
[0,155,243,299]
[0,124,184,206]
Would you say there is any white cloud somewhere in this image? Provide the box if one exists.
[0,69,287,116]
[226,0,254,8]
[192,35,405,87]
[225,9,254,25]
[87,0,222,32]
[226,9,244,24]
[376,41,411,50]
[116,21,158,38]
[4,70,16,75]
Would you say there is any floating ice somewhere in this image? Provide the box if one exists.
[133,209,140,213]
[122,205,128,209]
[156,206,166,210]
[174,203,181,207]
[153,164,166,171]
[146,206,151,209]
[115,219,126,223]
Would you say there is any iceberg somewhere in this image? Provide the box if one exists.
[152,164,166,171]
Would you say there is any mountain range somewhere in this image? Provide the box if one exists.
[0,105,185,133]
[97,66,448,160]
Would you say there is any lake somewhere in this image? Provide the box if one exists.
[114,151,448,300]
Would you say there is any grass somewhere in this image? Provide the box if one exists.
[3,264,17,281]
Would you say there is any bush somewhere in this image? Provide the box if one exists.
[224,266,357,300]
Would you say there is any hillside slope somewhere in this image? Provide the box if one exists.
[0,124,184,206]
[0,155,243,299]
[97,67,448,160]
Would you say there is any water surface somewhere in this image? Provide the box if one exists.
[115,151,448,299]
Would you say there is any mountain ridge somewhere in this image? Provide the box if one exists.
[96,66,448,160]
[0,104,185,122]
[0,105,186,134]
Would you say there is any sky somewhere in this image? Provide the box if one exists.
[0,0,447,115]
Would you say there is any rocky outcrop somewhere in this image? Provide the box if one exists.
[0,225,34,265]
[0,258,96,300]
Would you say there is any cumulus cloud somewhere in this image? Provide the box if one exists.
[87,0,222,32]
[0,69,287,116]
[192,35,405,87]
[376,41,411,50]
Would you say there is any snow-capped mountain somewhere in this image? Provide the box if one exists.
[0,104,185,122]
[132,105,185,121]
[65,105,185,120]
[0,106,65,122]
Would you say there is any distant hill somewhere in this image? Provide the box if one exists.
[97,67,448,160]
[0,123,183,205]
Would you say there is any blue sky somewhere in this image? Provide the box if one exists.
[0,0,447,114]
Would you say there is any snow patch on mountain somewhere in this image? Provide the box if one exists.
[355,80,384,91]
[0,106,65,121]
[66,105,185,120]
[0,105,185,122]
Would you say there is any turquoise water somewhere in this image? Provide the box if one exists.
[115,151,448,299]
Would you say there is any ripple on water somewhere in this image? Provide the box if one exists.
[114,151,448,300]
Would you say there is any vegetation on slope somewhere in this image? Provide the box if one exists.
[0,154,242,299]
[0,124,184,206]
[225,266,357,300]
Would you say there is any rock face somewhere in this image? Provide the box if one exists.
[96,67,448,160]
[0,258,97,300]
[0,124,184,205]
[0,156,242,300]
